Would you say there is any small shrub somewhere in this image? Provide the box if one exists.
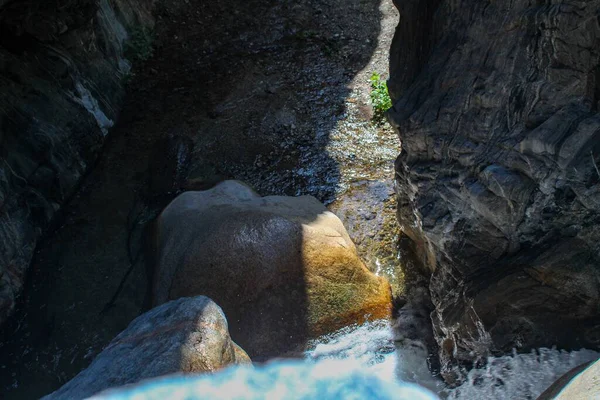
[125,26,154,62]
[369,72,392,124]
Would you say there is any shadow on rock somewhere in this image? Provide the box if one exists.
[150,180,392,359]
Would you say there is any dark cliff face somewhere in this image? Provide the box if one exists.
[0,0,153,325]
[389,0,600,380]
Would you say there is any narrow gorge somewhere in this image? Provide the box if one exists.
[0,0,599,399]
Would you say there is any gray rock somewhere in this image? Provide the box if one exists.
[0,0,154,326]
[388,0,600,380]
[42,296,250,400]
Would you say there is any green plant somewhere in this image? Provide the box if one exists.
[125,26,154,62]
[369,72,392,124]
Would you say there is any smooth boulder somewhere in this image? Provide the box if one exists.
[43,296,250,400]
[537,359,600,400]
[152,180,392,357]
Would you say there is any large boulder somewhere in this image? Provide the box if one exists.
[538,359,600,400]
[42,296,250,400]
[152,180,392,357]
[388,0,600,379]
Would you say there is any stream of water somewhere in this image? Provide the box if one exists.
[305,320,599,399]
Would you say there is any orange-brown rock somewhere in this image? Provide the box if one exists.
[153,180,391,357]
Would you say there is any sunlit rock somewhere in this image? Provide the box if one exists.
[388,0,600,379]
[152,180,392,357]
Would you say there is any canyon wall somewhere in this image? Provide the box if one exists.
[389,0,600,379]
[0,0,153,325]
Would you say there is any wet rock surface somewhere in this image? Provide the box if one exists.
[43,296,250,400]
[153,180,392,357]
[329,180,404,295]
[389,0,600,378]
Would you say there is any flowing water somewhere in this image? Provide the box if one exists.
[90,320,600,399]
[305,320,599,399]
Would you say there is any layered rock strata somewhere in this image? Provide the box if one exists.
[389,0,600,379]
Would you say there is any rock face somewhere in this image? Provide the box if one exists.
[0,0,153,325]
[389,0,600,378]
[42,296,250,400]
[152,180,392,357]
[537,359,599,400]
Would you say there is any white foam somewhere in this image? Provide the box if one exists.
[305,320,444,392]
[446,348,599,400]
[305,320,599,399]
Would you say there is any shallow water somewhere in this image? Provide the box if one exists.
[223,0,403,293]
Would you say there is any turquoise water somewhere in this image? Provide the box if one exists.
[91,360,438,400]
